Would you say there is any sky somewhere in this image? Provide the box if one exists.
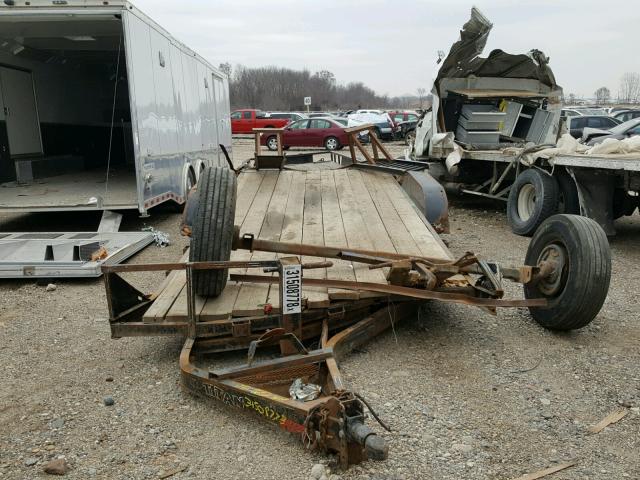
[134,0,640,99]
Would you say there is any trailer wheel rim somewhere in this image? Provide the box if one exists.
[517,184,537,221]
[267,137,278,150]
[535,242,568,297]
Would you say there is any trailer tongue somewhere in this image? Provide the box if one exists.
[103,162,611,468]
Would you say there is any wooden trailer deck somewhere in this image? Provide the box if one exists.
[144,167,451,323]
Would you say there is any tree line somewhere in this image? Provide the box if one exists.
[567,72,640,105]
[219,63,426,111]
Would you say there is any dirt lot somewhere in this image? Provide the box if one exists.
[1,138,639,480]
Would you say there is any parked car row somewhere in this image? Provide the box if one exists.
[560,105,640,139]
[231,108,423,148]
[582,118,640,145]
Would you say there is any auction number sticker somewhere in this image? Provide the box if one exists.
[282,264,302,314]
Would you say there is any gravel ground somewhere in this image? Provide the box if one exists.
[1,138,639,479]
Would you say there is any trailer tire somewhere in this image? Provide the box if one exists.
[189,166,237,297]
[524,214,611,330]
[507,169,559,236]
[556,170,580,215]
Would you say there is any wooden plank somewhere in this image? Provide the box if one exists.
[333,169,387,288]
[320,170,359,301]
[276,169,327,309]
[233,170,293,316]
[200,171,278,320]
[301,170,330,308]
[164,284,187,321]
[235,171,264,224]
[359,171,423,257]
[376,172,450,259]
[345,169,397,253]
[143,251,189,322]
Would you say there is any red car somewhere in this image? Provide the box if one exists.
[231,109,289,134]
[261,118,349,151]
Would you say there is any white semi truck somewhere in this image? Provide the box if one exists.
[0,1,232,276]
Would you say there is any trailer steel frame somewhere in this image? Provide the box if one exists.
[103,229,551,468]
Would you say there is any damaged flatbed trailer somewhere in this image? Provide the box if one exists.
[412,7,640,236]
[0,1,231,277]
[103,158,611,468]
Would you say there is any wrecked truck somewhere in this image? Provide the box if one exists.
[412,7,640,236]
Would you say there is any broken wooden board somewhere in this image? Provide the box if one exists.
[588,407,628,434]
[510,461,576,480]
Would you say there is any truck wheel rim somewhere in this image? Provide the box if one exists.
[517,184,536,221]
[536,243,568,296]
[268,138,278,150]
[326,138,337,150]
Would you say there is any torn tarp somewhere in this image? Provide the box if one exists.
[435,7,558,92]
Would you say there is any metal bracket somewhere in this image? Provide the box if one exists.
[246,328,308,366]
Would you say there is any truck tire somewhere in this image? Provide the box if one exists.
[524,214,611,330]
[556,170,580,215]
[189,166,237,297]
[507,169,559,236]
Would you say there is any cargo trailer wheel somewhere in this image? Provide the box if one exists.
[524,214,611,330]
[324,136,340,151]
[266,136,278,151]
[189,166,237,297]
[507,169,559,236]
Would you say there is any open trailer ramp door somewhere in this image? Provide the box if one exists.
[0,230,153,278]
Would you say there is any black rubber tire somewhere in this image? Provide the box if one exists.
[324,136,340,151]
[189,166,237,297]
[507,169,559,236]
[524,214,611,330]
[266,135,278,151]
[555,170,580,215]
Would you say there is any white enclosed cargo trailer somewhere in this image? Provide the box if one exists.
[0,1,232,277]
[0,0,232,215]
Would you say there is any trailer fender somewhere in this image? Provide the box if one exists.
[194,160,207,180]
[570,168,616,236]
[180,164,197,202]
[401,170,450,233]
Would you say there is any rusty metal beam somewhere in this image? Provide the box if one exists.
[229,274,547,308]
